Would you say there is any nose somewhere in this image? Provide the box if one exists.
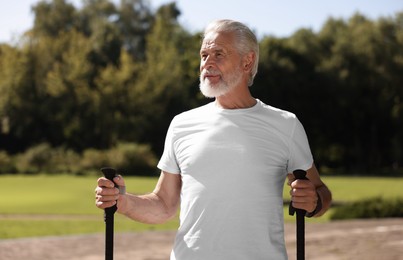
[201,55,215,71]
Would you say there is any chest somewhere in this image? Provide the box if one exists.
[174,116,290,178]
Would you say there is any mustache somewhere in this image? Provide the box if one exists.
[200,69,221,77]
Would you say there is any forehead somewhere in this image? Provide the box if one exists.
[200,31,236,52]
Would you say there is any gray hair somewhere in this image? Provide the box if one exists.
[203,19,259,86]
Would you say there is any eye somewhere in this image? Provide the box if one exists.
[200,53,208,60]
[215,51,225,58]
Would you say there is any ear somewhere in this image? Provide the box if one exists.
[242,51,255,72]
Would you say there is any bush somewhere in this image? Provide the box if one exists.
[48,148,81,174]
[330,197,403,220]
[106,142,158,176]
[80,142,158,176]
[16,143,53,174]
[0,150,16,173]
[15,143,81,174]
[80,149,110,174]
[7,142,158,176]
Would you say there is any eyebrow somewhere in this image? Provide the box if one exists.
[200,47,227,55]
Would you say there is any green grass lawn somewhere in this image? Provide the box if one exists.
[0,174,179,238]
[283,176,403,222]
[1,174,402,239]
[0,174,156,215]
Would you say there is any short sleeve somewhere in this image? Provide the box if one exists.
[287,117,313,173]
[157,117,181,174]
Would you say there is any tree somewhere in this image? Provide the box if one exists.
[315,13,403,172]
[130,3,200,154]
[1,2,401,174]
[255,12,403,173]
[32,0,76,37]
[116,0,153,60]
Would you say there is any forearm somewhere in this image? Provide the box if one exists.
[118,192,177,224]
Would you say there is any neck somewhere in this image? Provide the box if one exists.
[215,86,256,109]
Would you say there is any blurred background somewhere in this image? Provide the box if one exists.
[0,3,403,257]
[0,0,402,176]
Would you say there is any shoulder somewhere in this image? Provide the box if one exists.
[172,102,213,122]
[168,102,214,130]
[256,99,297,121]
[254,100,302,138]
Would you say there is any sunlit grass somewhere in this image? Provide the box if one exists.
[1,174,402,238]
[0,215,179,239]
[1,174,157,215]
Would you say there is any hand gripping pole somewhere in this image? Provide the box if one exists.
[101,167,118,260]
[289,169,307,260]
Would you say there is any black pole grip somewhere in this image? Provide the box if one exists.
[101,167,118,260]
[289,169,307,260]
[289,169,308,216]
[101,167,118,183]
[101,167,118,215]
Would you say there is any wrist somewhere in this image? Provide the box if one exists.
[305,191,322,218]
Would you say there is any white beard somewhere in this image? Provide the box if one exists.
[199,66,243,98]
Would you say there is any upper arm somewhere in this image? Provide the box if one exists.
[152,171,182,217]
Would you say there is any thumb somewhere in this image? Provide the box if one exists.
[287,174,295,186]
[113,175,126,193]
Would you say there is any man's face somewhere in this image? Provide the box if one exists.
[199,31,243,98]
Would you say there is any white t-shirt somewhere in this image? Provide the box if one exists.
[157,99,313,260]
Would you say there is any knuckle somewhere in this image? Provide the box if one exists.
[95,201,103,208]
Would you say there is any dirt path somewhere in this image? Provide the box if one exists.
[1,218,402,260]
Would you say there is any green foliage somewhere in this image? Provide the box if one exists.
[16,143,54,173]
[81,142,158,176]
[0,0,402,175]
[330,197,403,220]
[32,0,76,37]
[107,142,158,176]
[80,148,110,173]
[6,142,157,175]
[0,151,15,173]
[255,12,403,173]
[15,143,80,174]
[129,2,200,152]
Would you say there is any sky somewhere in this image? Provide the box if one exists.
[1,0,402,43]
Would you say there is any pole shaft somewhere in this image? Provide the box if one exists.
[289,169,307,260]
[105,212,114,260]
[296,210,305,260]
[101,167,118,260]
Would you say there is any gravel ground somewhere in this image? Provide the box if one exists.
[1,218,402,260]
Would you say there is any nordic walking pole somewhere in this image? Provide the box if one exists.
[289,169,307,260]
[101,167,119,260]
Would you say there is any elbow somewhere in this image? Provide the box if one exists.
[152,211,177,225]
[152,192,179,224]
